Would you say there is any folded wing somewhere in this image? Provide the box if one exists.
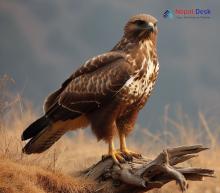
[44,52,133,117]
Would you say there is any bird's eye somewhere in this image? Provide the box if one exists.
[154,22,157,27]
[135,20,146,26]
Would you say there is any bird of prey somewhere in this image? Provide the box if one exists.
[21,13,159,164]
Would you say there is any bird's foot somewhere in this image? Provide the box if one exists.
[119,148,142,161]
[102,149,142,167]
[102,150,126,166]
[110,150,126,165]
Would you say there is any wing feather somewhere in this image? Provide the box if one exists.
[44,52,133,116]
[59,58,132,113]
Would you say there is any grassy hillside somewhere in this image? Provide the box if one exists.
[0,75,219,192]
[0,157,98,193]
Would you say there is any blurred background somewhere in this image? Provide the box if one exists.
[0,0,220,130]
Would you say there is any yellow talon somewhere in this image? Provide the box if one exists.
[108,138,126,165]
[119,133,142,161]
[121,148,142,160]
[106,137,141,165]
[109,150,126,164]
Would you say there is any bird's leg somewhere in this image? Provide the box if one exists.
[108,138,125,164]
[119,132,142,160]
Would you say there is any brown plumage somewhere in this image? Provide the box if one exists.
[21,13,159,164]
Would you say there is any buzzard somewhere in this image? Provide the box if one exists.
[22,14,159,164]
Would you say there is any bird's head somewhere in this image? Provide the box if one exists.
[124,14,158,42]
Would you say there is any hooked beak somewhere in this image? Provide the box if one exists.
[137,22,155,32]
[145,22,155,32]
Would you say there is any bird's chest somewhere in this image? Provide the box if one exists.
[119,58,159,107]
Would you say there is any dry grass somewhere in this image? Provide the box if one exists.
[0,75,219,193]
[0,157,97,193]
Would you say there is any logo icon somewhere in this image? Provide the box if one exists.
[163,9,173,18]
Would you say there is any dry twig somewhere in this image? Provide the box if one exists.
[81,145,214,193]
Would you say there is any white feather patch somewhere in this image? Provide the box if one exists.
[124,59,157,98]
